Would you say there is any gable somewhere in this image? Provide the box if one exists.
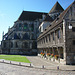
[64,2,75,20]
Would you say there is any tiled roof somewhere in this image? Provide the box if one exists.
[49,1,64,14]
[18,11,47,21]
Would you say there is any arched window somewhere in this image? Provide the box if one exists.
[23,33,29,40]
[15,42,18,48]
[52,32,55,40]
[23,23,28,31]
[57,29,61,39]
[19,23,22,30]
[14,33,19,39]
[18,33,21,39]
[31,34,34,40]
[31,24,34,31]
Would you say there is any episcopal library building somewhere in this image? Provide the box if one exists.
[1,1,75,65]
[37,1,75,65]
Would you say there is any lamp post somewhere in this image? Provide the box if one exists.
[68,24,72,29]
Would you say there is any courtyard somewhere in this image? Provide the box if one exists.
[0,55,75,75]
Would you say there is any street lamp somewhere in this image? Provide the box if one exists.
[68,24,72,29]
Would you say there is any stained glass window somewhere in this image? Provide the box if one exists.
[24,23,28,30]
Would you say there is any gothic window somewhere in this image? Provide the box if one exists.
[46,36,48,43]
[23,33,29,40]
[15,42,18,48]
[14,33,19,39]
[52,32,55,40]
[31,24,34,31]
[19,23,22,30]
[18,33,21,39]
[30,33,34,40]
[23,23,28,31]
[57,29,61,39]
[48,34,50,41]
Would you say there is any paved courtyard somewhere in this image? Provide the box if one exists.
[0,56,75,75]
[26,56,75,70]
[0,63,75,75]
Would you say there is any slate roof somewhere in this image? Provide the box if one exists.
[44,15,53,22]
[18,11,47,21]
[49,1,64,14]
[38,1,75,39]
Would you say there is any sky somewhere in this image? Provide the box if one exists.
[0,0,74,43]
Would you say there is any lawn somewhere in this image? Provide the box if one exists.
[0,55,31,63]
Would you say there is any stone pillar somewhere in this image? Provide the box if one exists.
[59,27,62,43]
[63,20,66,61]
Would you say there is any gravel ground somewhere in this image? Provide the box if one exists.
[0,63,75,75]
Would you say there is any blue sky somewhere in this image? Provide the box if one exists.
[0,0,74,42]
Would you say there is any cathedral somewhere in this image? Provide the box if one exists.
[1,11,47,55]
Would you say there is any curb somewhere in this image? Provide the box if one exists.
[0,60,75,71]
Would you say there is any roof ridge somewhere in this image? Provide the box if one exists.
[23,10,47,14]
[59,1,75,19]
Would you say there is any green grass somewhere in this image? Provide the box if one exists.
[0,55,31,63]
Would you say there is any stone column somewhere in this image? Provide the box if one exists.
[63,20,66,61]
